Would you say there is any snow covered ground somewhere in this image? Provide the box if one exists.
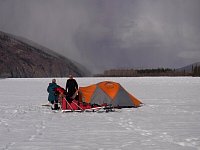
[0,77,200,150]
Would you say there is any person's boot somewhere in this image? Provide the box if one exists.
[52,103,60,110]
[55,103,60,110]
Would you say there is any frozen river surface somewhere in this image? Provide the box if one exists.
[0,77,200,150]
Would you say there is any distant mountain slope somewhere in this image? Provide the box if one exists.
[176,62,200,73]
[0,31,90,78]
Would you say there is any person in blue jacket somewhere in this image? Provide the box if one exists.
[47,79,59,109]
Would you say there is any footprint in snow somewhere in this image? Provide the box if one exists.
[2,142,15,150]
[29,135,36,141]
[28,121,46,141]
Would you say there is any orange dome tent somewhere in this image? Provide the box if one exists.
[79,81,142,108]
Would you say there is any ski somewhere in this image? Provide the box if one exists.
[61,109,83,113]
[41,103,52,107]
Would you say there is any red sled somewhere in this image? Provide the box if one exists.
[61,98,79,110]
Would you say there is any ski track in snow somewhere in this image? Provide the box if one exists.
[0,77,200,150]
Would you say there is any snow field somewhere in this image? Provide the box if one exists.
[0,77,200,150]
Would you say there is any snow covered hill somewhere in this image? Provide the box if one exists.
[0,77,200,150]
[0,31,90,78]
[176,62,200,73]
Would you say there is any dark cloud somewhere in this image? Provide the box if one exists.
[0,0,200,73]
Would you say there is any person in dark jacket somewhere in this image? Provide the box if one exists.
[65,75,78,102]
[47,79,59,109]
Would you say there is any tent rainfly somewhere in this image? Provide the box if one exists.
[79,81,142,108]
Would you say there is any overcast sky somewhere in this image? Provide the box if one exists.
[0,0,200,73]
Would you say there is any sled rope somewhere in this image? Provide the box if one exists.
[65,99,74,111]
[71,101,84,111]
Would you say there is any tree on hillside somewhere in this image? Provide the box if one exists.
[193,65,200,76]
